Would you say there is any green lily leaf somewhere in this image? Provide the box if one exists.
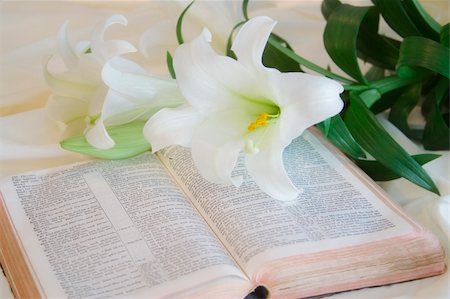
[423,77,450,150]
[365,66,385,81]
[166,51,176,79]
[242,0,250,20]
[321,0,342,20]
[355,154,441,181]
[345,92,439,195]
[420,76,442,118]
[176,1,194,45]
[372,0,422,38]
[357,33,400,71]
[317,115,366,159]
[268,37,354,84]
[324,3,401,77]
[441,23,450,48]
[263,34,301,72]
[397,36,450,79]
[321,117,332,136]
[61,121,151,160]
[359,88,381,108]
[388,83,423,140]
[367,73,421,115]
[402,0,441,40]
[324,4,377,83]
[369,87,406,114]
[371,73,427,94]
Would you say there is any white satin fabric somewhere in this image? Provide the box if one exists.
[0,2,448,298]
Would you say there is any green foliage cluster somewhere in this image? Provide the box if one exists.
[259,0,448,194]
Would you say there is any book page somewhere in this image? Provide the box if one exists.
[1,153,246,298]
[159,130,414,274]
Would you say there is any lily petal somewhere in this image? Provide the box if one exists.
[279,100,343,145]
[87,84,108,117]
[173,28,258,115]
[246,124,300,201]
[90,14,136,60]
[75,40,91,55]
[144,105,204,152]
[74,54,103,84]
[102,57,182,105]
[139,19,176,65]
[101,89,146,125]
[64,119,88,139]
[191,109,250,186]
[85,119,115,149]
[57,20,78,69]
[101,40,138,60]
[44,60,96,99]
[231,16,277,72]
[269,71,344,106]
[100,89,172,127]
[46,94,87,124]
[269,71,343,143]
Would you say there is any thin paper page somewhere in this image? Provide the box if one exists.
[1,153,244,298]
[159,130,414,274]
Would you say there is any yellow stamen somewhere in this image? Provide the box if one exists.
[247,112,271,132]
[245,111,280,154]
[259,112,268,121]
[256,119,267,126]
[247,122,257,131]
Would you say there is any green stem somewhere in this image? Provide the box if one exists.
[268,37,356,85]
[370,74,426,94]
[343,74,428,94]
[268,37,427,96]
[176,1,195,45]
[344,84,369,91]
[242,0,250,21]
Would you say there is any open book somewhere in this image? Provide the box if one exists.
[0,129,445,299]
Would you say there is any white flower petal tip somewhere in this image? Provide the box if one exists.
[273,190,300,202]
[254,175,300,202]
[101,57,146,92]
[85,120,115,150]
[246,143,301,202]
[200,28,213,42]
[232,176,244,187]
[231,16,277,52]
[274,186,304,202]
[91,14,137,59]
[107,14,128,27]
[255,174,302,202]
[231,16,277,70]
[57,20,78,69]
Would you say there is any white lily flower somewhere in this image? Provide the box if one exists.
[144,16,344,201]
[45,14,137,141]
[45,14,185,150]
[85,56,185,149]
